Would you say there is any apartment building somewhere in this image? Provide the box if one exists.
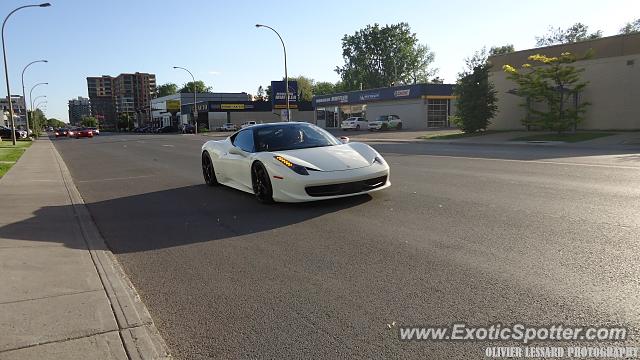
[68,96,91,126]
[87,72,156,129]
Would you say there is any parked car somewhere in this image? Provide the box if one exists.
[0,125,22,140]
[157,125,178,133]
[241,121,257,129]
[368,115,403,131]
[219,123,238,132]
[54,128,69,137]
[87,127,100,135]
[73,128,94,138]
[340,117,368,131]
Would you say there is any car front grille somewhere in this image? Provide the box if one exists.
[305,175,387,197]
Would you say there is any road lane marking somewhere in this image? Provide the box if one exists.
[162,144,174,147]
[402,154,640,170]
[77,175,154,183]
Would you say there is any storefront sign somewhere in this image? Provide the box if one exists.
[166,100,180,111]
[394,89,411,97]
[359,92,380,101]
[221,104,245,110]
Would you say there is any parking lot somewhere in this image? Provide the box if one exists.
[51,133,640,359]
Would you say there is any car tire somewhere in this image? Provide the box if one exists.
[396,122,403,130]
[381,123,388,131]
[202,151,219,186]
[251,162,274,204]
[356,125,361,130]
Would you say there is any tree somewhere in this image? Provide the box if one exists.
[179,81,211,93]
[535,23,602,47]
[291,75,314,102]
[157,83,178,97]
[81,116,98,127]
[619,19,640,34]
[255,86,266,101]
[118,113,133,131]
[45,117,66,128]
[313,81,336,95]
[489,44,515,56]
[335,22,437,91]
[503,51,592,132]
[453,48,498,133]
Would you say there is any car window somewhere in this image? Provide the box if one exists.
[233,129,255,152]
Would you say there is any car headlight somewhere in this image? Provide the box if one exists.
[274,155,309,175]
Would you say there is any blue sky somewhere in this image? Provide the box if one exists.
[2,0,638,122]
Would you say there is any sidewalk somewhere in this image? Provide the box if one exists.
[0,138,170,359]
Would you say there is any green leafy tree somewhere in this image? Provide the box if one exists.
[489,44,515,56]
[45,117,66,128]
[291,75,314,102]
[255,86,266,101]
[264,85,272,102]
[503,51,592,132]
[313,81,336,95]
[453,48,498,133]
[179,81,211,93]
[117,113,133,131]
[335,22,437,91]
[619,19,640,34]
[535,23,602,47]
[157,83,178,97]
[81,116,98,127]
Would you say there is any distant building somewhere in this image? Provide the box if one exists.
[87,72,156,129]
[0,95,27,128]
[87,75,116,128]
[68,97,91,125]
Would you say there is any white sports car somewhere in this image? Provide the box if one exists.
[201,122,390,203]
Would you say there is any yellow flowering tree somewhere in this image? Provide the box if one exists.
[503,51,591,132]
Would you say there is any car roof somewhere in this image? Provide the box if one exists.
[244,122,316,131]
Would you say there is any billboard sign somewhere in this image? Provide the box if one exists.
[166,100,180,112]
[271,80,298,108]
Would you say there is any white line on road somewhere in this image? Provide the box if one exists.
[162,144,174,147]
[410,154,640,170]
[77,175,154,183]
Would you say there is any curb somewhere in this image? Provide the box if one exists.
[49,139,172,359]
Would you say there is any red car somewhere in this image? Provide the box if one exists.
[70,128,94,139]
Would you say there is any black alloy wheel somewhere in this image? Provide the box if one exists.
[252,162,274,204]
[202,152,219,186]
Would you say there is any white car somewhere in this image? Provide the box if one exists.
[368,115,403,131]
[241,121,257,129]
[219,123,238,132]
[340,117,367,131]
[201,122,390,203]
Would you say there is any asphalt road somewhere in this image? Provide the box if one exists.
[51,133,640,359]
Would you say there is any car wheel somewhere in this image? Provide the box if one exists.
[396,122,403,130]
[356,124,361,130]
[202,151,219,186]
[251,162,274,204]
[381,123,388,131]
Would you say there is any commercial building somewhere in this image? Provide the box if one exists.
[68,97,91,125]
[489,32,640,130]
[87,72,156,129]
[0,95,27,128]
[312,83,456,129]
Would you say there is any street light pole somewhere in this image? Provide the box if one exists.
[2,3,52,145]
[255,24,290,122]
[29,83,47,112]
[173,66,197,134]
[21,59,47,136]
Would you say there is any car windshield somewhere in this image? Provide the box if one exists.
[254,123,340,152]
[376,116,388,122]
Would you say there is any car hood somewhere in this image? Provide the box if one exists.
[274,143,376,172]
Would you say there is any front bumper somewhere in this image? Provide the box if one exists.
[340,123,358,129]
[269,163,390,202]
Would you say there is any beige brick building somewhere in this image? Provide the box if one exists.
[488,33,640,130]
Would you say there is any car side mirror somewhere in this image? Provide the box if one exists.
[339,136,349,144]
[229,146,246,156]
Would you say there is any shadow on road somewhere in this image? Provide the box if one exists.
[0,184,371,253]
